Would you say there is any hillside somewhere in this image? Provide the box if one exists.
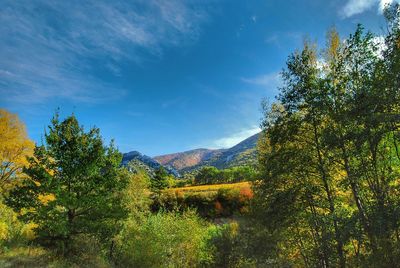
[154,148,223,170]
[154,133,260,172]
[122,151,179,177]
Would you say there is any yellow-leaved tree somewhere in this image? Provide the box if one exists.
[0,109,34,193]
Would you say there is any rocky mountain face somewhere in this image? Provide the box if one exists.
[122,151,179,177]
[154,133,260,173]
[122,133,260,177]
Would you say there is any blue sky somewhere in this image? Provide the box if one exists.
[0,0,394,156]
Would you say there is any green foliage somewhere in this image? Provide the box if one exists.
[150,167,170,192]
[115,210,214,267]
[122,166,151,218]
[194,166,256,185]
[254,5,400,267]
[5,113,128,254]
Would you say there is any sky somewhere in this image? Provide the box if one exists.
[0,0,396,156]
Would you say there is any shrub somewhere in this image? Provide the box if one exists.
[116,210,213,267]
[154,183,254,218]
[0,200,35,252]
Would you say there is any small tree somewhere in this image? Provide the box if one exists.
[151,167,169,192]
[6,113,128,253]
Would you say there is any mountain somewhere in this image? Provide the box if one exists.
[154,148,223,171]
[122,151,179,177]
[154,133,260,172]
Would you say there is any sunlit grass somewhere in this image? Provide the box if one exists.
[166,181,251,193]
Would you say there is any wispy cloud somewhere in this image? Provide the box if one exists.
[340,0,399,18]
[0,0,208,105]
[264,31,303,49]
[241,71,281,89]
[210,126,261,149]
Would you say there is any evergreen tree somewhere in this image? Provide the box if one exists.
[6,113,128,254]
[151,167,169,192]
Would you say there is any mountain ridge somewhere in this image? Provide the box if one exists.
[154,132,260,172]
[122,150,179,177]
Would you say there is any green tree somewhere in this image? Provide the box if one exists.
[151,167,169,192]
[122,166,151,220]
[254,5,400,266]
[6,113,128,254]
[194,166,219,185]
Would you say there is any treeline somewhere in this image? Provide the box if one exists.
[193,166,257,185]
[248,6,400,267]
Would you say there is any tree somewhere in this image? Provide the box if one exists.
[0,109,34,193]
[122,166,151,219]
[254,6,400,266]
[194,166,219,185]
[151,167,169,192]
[6,113,128,254]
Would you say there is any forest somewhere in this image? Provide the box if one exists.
[1,4,400,268]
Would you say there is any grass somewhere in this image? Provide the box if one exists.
[166,182,251,194]
[0,246,60,268]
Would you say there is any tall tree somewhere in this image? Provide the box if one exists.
[254,4,400,266]
[0,109,34,193]
[6,113,128,253]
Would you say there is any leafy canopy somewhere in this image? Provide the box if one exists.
[0,109,34,193]
[6,113,128,250]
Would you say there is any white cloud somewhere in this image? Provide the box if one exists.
[341,0,399,18]
[379,0,396,11]
[0,0,208,105]
[341,0,376,17]
[210,126,261,149]
[241,72,281,88]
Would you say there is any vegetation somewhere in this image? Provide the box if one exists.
[0,109,34,193]
[1,4,400,267]
[116,211,214,267]
[193,166,257,185]
[5,113,128,255]
[151,167,170,192]
[156,182,253,218]
[252,5,400,267]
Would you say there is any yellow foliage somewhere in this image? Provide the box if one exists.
[0,221,8,240]
[0,109,34,192]
[166,181,251,194]
[21,222,38,240]
[38,193,56,205]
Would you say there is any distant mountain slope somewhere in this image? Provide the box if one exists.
[154,148,223,171]
[205,132,259,169]
[122,151,179,177]
[154,133,260,172]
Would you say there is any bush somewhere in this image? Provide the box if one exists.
[115,210,214,267]
[0,200,35,252]
[153,183,254,218]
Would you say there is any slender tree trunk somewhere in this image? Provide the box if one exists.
[312,121,346,268]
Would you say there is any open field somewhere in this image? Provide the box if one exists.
[166,181,251,194]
